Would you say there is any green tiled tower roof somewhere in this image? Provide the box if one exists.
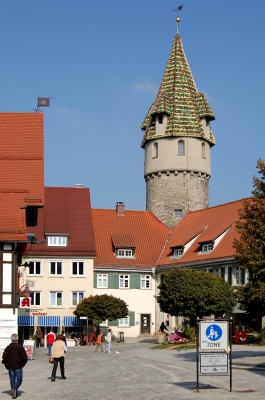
[141,27,215,147]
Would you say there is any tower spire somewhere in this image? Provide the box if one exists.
[141,19,216,228]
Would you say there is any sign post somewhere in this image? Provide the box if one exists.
[196,317,233,392]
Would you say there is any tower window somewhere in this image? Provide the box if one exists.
[158,114,163,124]
[174,209,182,219]
[202,142,206,158]
[152,142,158,158]
[178,140,185,156]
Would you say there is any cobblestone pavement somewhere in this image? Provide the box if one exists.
[1,340,265,400]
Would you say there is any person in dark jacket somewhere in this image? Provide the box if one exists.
[2,333,27,399]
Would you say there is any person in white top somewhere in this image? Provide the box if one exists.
[105,329,112,353]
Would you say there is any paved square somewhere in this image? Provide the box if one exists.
[1,340,265,399]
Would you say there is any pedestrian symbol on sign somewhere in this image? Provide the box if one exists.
[206,324,222,341]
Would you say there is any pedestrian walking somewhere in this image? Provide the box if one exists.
[50,333,67,382]
[94,332,103,353]
[46,328,56,356]
[61,330,67,346]
[2,333,28,399]
[105,328,112,353]
[35,327,43,348]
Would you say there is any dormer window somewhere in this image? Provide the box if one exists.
[173,248,183,258]
[201,243,213,253]
[47,236,68,247]
[158,114,163,124]
[116,249,134,258]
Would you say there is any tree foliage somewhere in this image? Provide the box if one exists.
[156,268,237,327]
[237,281,265,317]
[74,294,129,324]
[234,158,265,282]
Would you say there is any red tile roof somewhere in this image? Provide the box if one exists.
[0,113,44,241]
[28,187,96,257]
[92,208,171,269]
[158,199,245,268]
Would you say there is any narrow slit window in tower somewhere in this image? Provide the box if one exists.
[202,142,206,158]
[152,142,158,158]
[178,140,185,156]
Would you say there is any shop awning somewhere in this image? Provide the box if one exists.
[63,316,87,327]
[18,316,34,326]
[38,316,60,326]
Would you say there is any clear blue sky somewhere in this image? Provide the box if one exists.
[1,1,264,210]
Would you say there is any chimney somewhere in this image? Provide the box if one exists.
[116,202,125,216]
[75,184,83,188]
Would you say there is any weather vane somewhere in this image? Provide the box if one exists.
[174,4,183,16]
[173,5,183,34]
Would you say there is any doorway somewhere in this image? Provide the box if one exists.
[141,314,150,334]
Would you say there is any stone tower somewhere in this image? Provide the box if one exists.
[141,19,216,228]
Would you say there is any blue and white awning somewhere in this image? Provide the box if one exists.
[63,316,87,327]
[18,316,34,326]
[38,316,60,327]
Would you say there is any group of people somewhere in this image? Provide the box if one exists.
[94,329,112,353]
[2,328,113,398]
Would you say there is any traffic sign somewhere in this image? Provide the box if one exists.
[200,321,228,351]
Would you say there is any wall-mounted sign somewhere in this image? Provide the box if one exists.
[20,297,31,309]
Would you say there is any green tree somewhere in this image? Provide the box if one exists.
[237,281,265,317]
[234,158,265,282]
[156,268,237,327]
[74,294,129,325]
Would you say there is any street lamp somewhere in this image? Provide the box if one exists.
[18,284,31,297]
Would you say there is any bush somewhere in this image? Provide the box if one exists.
[181,318,195,341]
[258,329,265,346]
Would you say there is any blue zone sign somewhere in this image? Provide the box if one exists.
[200,322,228,351]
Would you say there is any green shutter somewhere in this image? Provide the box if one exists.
[108,319,118,326]
[241,268,246,285]
[130,273,140,289]
[94,273,97,288]
[129,311,135,326]
[228,267,232,285]
[221,267,225,280]
[108,273,114,288]
[113,274,119,289]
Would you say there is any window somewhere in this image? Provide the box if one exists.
[97,274,108,288]
[173,248,183,258]
[235,267,242,284]
[29,261,41,275]
[47,236,67,246]
[50,261,63,275]
[158,114,163,124]
[201,243,213,253]
[119,275,129,288]
[178,140,185,155]
[212,268,221,277]
[152,142,158,158]
[116,249,134,258]
[72,262,84,276]
[141,275,151,289]
[30,291,41,306]
[50,291,63,306]
[174,209,182,219]
[202,142,206,158]
[72,291,84,306]
[119,316,129,326]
